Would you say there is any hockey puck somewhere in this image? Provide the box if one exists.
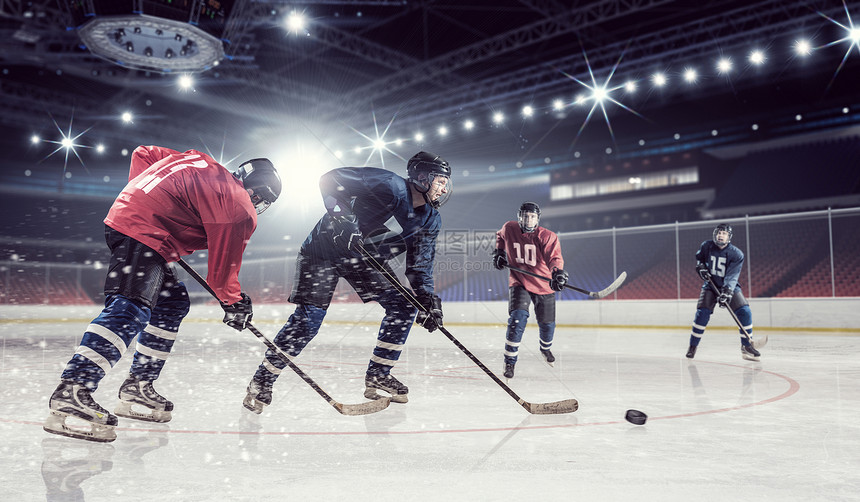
[624,409,648,425]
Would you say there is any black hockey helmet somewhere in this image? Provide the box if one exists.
[518,202,541,233]
[233,158,281,214]
[713,223,733,246]
[407,151,452,209]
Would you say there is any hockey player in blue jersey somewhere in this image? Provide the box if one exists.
[243,152,451,412]
[686,223,762,361]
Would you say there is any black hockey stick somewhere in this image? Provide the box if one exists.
[705,276,768,349]
[504,264,627,299]
[176,259,391,416]
[356,243,578,415]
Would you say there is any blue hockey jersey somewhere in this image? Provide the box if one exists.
[696,240,744,292]
[301,166,441,294]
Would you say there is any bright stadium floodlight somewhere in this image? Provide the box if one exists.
[334,150,343,159]
[591,86,607,103]
[492,111,504,124]
[438,126,448,136]
[464,119,475,130]
[552,98,564,110]
[574,93,586,105]
[749,49,766,66]
[522,105,534,117]
[414,132,424,142]
[61,137,73,149]
[30,134,40,144]
[372,138,385,150]
[652,72,667,87]
[178,74,193,89]
[794,39,812,56]
[716,57,733,74]
[286,11,306,33]
[683,67,698,83]
[96,144,105,153]
[121,111,133,123]
[625,80,637,93]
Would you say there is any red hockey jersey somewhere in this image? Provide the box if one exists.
[496,221,564,295]
[104,146,256,304]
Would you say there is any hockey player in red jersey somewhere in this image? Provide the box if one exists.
[493,202,568,378]
[44,145,281,442]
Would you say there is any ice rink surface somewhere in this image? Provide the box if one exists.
[1,307,859,501]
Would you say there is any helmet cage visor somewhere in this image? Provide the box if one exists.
[412,172,451,208]
[518,209,539,232]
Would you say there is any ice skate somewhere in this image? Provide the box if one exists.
[741,343,761,362]
[44,381,118,443]
[686,345,697,359]
[503,363,515,379]
[114,377,174,423]
[540,349,555,365]
[364,373,408,403]
[243,378,273,414]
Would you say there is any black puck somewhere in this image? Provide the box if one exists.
[625,409,648,425]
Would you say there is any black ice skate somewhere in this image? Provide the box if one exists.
[243,378,273,414]
[114,377,174,423]
[741,343,761,362]
[44,381,118,443]
[503,363,515,379]
[686,345,697,359]
[540,349,555,365]
[364,374,408,403]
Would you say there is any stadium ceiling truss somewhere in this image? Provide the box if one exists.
[0,0,855,146]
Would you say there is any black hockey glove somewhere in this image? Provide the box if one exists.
[717,287,733,309]
[415,291,443,332]
[549,267,569,292]
[222,293,253,331]
[492,248,508,270]
[332,214,363,253]
[696,262,711,282]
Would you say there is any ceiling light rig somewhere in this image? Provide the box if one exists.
[330,11,859,165]
[78,15,224,73]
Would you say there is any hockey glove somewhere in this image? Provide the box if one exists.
[696,262,711,282]
[717,287,733,309]
[549,267,569,292]
[415,292,443,332]
[492,248,508,270]
[222,293,253,331]
[332,214,363,253]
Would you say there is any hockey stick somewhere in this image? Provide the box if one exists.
[705,276,768,349]
[355,243,578,414]
[176,259,390,416]
[504,264,627,299]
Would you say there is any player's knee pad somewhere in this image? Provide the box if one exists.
[506,309,529,342]
[377,289,418,323]
[96,294,152,343]
[734,305,753,332]
[148,281,190,331]
[538,322,555,343]
[294,303,327,331]
[692,308,712,334]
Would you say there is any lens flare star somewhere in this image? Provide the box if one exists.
[345,111,405,168]
[40,112,94,176]
[817,1,860,93]
[560,48,647,148]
